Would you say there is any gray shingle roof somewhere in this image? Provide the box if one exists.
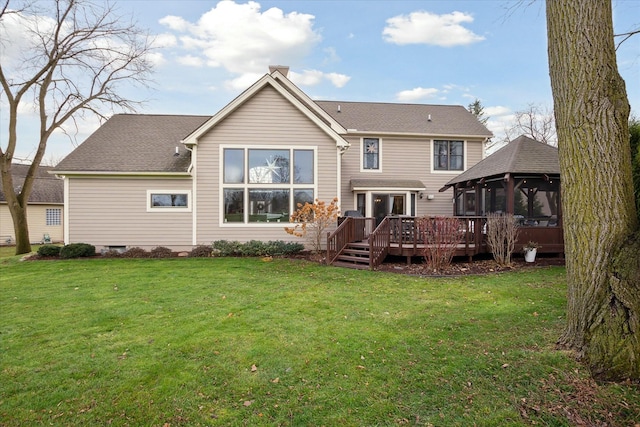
[444,135,560,187]
[316,101,493,137]
[54,114,212,173]
[0,164,63,204]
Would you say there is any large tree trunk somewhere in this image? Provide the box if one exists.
[0,160,32,255]
[547,0,639,381]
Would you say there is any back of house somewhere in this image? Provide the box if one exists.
[53,67,492,252]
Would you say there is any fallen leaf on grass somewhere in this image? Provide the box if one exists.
[243,400,253,407]
[271,378,279,383]
[251,364,258,372]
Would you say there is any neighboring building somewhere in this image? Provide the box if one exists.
[0,164,64,244]
[53,67,492,251]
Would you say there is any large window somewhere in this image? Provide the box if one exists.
[434,140,463,171]
[147,191,191,211]
[362,138,380,170]
[222,147,315,224]
[46,208,61,226]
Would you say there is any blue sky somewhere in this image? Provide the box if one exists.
[3,0,639,162]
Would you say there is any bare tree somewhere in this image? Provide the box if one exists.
[504,103,556,145]
[0,0,154,254]
[547,0,639,381]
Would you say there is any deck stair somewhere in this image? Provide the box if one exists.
[332,241,371,270]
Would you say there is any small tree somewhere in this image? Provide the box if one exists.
[417,216,464,271]
[486,213,519,267]
[284,198,340,254]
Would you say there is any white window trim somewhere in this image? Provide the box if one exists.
[430,139,467,174]
[146,190,192,212]
[360,137,382,173]
[219,145,318,227]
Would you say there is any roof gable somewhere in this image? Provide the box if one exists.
[444,135,560,187]
[181,71,349,149]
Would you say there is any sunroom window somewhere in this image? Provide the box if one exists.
[222,147,315,224]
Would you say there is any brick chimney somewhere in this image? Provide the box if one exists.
[269,65,289,77]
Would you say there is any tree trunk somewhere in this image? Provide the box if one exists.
[0,160,32,255]
[547,0,639,380]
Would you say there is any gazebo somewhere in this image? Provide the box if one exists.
[440,135,564,254]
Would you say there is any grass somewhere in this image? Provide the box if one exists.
[1,256,638,426]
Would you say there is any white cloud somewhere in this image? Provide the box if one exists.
[153,33,178,48]
[159,1,321,75]
[396,87,440,102]
[325,72,351,88]
[289,70,351,88]
[383,11,485,47]
[484,106,511,116]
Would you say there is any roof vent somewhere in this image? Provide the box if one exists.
[337,105,341,113]
[174,146,180,156]
[427,114,432,121]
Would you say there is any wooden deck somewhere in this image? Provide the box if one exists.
[327,216,564,269]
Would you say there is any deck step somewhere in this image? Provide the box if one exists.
[331,261,371,270]
[342,247,369,256]
[336,254,370,264]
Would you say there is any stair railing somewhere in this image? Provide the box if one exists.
[368,217,391,269]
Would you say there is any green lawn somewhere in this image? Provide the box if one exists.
[1,257,638,426]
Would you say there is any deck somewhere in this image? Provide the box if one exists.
[327,216,564,269]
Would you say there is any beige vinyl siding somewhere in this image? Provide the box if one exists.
[67,177,193,250]
[195,85,339,244]
[0,204,63,244]
[340,136,486,217]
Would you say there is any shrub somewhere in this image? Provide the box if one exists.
[37,244,61,257]
[149,246,173,258]
[285,198,340,253]
[59,243,96,259]
[486,213,519,266]
[122,247,148,258]
[417,216,464,271]
[188,245,212,257]
[211,240,304,257]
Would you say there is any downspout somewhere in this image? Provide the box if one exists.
[184,143,196,247]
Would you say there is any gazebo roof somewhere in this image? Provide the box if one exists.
[443,135,559,188]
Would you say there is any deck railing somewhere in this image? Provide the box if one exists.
[368,217,391,268]
[327,215,562,267]
[326,217,376,265]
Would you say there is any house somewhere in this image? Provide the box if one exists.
[0,164,64,244]
[53,66,492,252]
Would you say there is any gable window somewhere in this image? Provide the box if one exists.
[362,138,380,170]
[46,208,61,226]
[147,191,191,211]
[434,140,464,171]
[222,147,315,224]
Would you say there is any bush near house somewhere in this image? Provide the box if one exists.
[37,244,62,257]
[212,240,304,257]
[59,243,96,259]
[149,246,173,258]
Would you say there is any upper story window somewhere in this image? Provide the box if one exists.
[362,138,380,171]
[147,191,191,212]
[434,140,464,171]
